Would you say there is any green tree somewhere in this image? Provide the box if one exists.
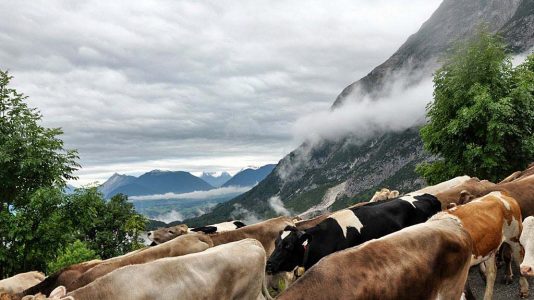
[47,240,99,274]
[418,30,534,184]
[66,189,147,259]
[0,70,79,207]
[0,71,146,277]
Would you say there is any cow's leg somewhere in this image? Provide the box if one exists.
[500,243,513,284]
[482,254,496,300]
[478,262,487,282]
[510,240,529,298]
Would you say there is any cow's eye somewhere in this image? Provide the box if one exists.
[168,230,174,234]
[284,244,291,250]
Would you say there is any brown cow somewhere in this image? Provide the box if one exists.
[0,272,45,294]
[433,191,529,299]
[499,163,534,184]
[276,217,473,300]
[66,233,212,291]
[19,260,102,298]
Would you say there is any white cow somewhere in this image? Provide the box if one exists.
[521,216,534,276]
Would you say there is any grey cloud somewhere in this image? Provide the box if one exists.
[0,0,442,184]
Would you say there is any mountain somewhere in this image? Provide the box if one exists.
[99,170,214,198]
[221,165,276,187]
[200,172,232,187]
[98,173,137,197]
[184,0,534,227]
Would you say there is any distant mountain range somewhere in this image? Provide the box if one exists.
[98,165,275,199]
[200,172,232,187]
[221,165,276,188]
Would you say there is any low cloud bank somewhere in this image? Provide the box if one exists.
[231,204,262,225]
[152,210,184,224]
[129,185,253,201]
[293,76,433,144]
[268,196,291,216]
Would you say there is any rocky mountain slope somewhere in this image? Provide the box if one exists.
[184,0,534,226]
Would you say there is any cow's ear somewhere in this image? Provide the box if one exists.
[49,286,66,298]
[459,190,475,204]
[298,232,310,244]
[447,203,457,209]
[283,225,298,232]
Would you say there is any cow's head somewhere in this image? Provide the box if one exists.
[520,216,534,276]
[148,224,189,244]
[266,226,309,275]
[458,190,476,204]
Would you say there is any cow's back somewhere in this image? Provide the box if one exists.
[277,218,472,300]
[67,239,267,300]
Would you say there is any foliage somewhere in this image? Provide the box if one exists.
[0,70,79,207]
[418,30,534,184]
[0,70,146,278]
[47,240,99,274]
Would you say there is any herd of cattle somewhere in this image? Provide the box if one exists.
[2,164,534,299]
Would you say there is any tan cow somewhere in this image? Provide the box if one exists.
[147,223,189,244]
[33,239,269,300]
[433,191,528,299]
[0,272,45,294]
[369,188,399,202]
[276,217,473,300]
[67,233,212,291]
[208,216,294,256]
[148,220,247,244]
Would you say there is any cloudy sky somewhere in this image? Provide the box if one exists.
[0,0,442,185]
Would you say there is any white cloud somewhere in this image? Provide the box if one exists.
[268,196,291,216]
[152,210,184,223]
[129,185,253,201]
[293,76,434,144]
[231,203,262,225]
[0,0,442,185]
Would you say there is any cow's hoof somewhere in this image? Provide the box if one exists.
[503,275,513,285]
[519,291,529,299]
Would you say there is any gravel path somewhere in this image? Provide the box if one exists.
[468,264,534,300]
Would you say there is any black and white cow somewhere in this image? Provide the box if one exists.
[189,221,247,234]
[265,194,441,274]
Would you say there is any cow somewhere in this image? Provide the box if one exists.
[0,272,45,294]
[433,191,529,299]
[369,188,399,202]
[520,216,534,276]
[266,194,441,274]
[33,239,269,300]
[147,220,246,244]
[146,223,189,244]
[19,260,102,298]
[414,175,472,195]
[189,220,247,234]
[276,217,473,300]
[432,177,497,209]
[499,163,534,184]
[66,233,213,291]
